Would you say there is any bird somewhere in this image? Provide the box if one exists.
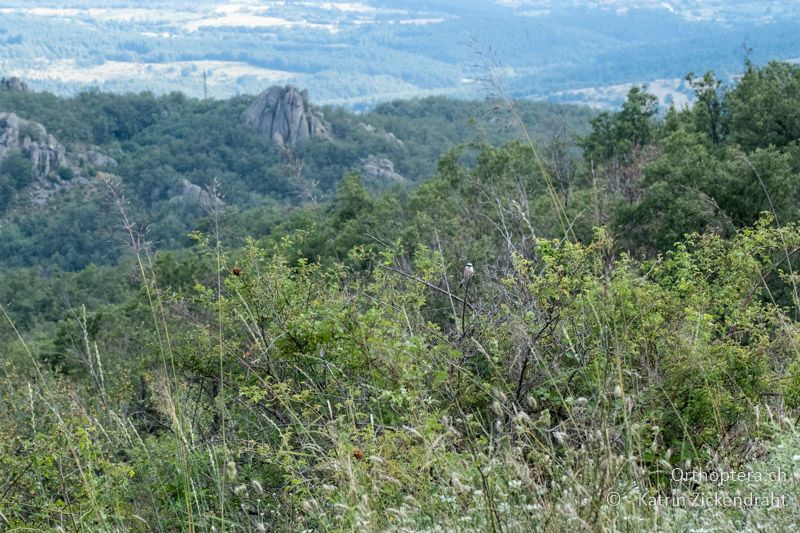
[459,262,474,288]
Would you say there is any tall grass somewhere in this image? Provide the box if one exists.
[4,206,800,530]
[3,135,800,533]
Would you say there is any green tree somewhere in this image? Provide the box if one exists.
[726,61,800,150]
[685,71,725,144]
[580,87,659,204]
[1,149,34,188]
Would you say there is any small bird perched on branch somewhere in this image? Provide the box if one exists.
[459,262,474,288]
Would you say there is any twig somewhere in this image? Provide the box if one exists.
[377,265,476,311]
[461,275,472,336]
[0,457,34,503]
[434,229,459,326]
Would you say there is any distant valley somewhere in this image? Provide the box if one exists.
[0,1,799,108]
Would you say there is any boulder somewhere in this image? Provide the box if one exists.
[361,155,406,183]
[78,148,118,168]
[172,178,221,209]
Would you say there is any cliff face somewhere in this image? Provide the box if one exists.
[241,86,330,147]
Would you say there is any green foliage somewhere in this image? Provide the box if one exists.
[1,149,34,188]
[3,213,800,530]
[586,62,800,256]
[4,60,800,531]
[685,71,726,144]
[0,89,593,274]
[581,86,658,163]
[0,187,123,270]
[726,61,800,151]
[57,166,75,181]
[0,174,14,213]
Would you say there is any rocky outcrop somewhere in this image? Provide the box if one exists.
[0,112,71,179]
[361,155,406,183]
[171,177,221,208]
[76,148,118,168]
[0,77,28,92]
[359,123,404,147]
[0,112,115,205]
[242,85,330,147]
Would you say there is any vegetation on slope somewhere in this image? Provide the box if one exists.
[2,60,800,530]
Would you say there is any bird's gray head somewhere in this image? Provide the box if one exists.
[465,263,473,267]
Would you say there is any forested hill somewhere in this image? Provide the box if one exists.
[4,60,800,530]
[0,82,592,331]
[0,84,593,270]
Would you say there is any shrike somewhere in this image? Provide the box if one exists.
[459,263,474,288]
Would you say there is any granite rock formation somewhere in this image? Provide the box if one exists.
[0,77,28,92]
[0,112,70,179]
[0,112,116,205]
[241,85,330,147]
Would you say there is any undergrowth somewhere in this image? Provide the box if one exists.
[3,206,800,531]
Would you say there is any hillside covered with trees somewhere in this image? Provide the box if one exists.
[2,60,800,530]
